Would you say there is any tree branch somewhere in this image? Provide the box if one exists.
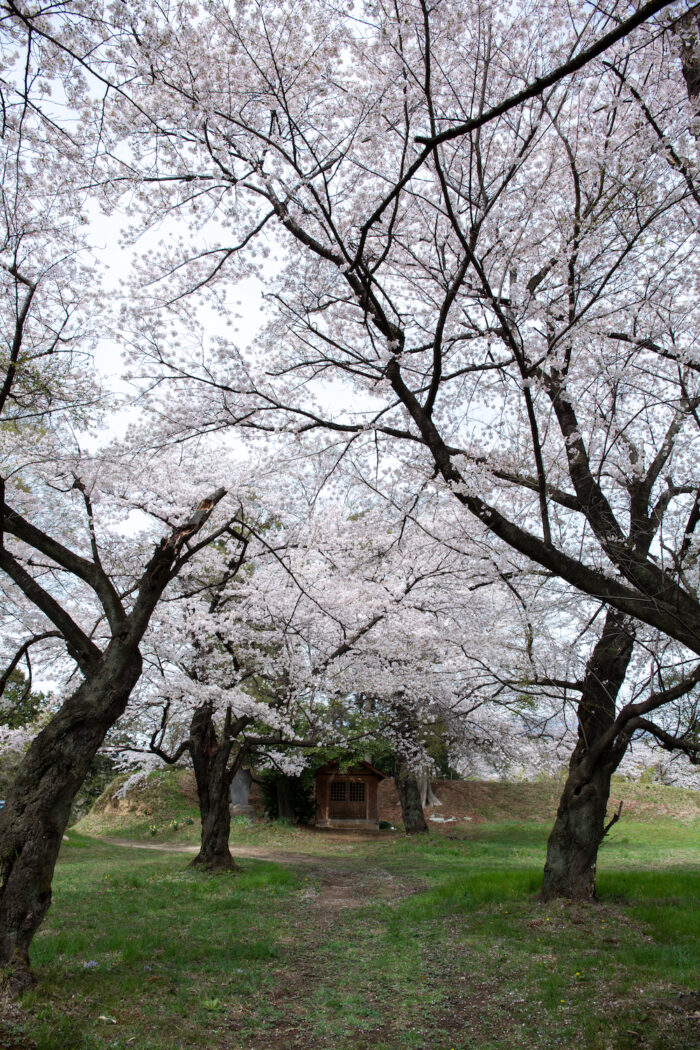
[415,0,679,147]
[0,546,100,672]
[624,717,700,760]
[2,498,128,634]
[0,631,61,696]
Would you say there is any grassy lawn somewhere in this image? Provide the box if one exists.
[1,788,698,1050]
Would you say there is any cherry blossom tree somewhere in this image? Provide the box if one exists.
[485,577,700,898]
[0,22,242,989]
[0,446,230,990]
[73,0,696,648]
[118,492,539,846]
[540,610,700,898]
[131,514,327,872]
[2,0,699,909]
[92,0,700,895]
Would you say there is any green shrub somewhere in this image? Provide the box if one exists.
[259,770,316,824]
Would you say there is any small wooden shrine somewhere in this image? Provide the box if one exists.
[314,760,386,829]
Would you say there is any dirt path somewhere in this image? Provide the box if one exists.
[96,836,416,906]
[97,837,199,853]
[98,836,366,869]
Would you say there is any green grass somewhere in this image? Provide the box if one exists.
[2,794,698,1050]
[74,770,202,843]
[8,834,299,1050]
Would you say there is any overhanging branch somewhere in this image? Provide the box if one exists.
[415,0,679,148]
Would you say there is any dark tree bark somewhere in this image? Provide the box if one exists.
[0,488,226,992]
[151,695,319,870]
[152,699,253,872]
[275,776,296,822]
[394,753,429,835]
[541,609,635,901]
[0,652,141,992]
[188,703,240,872]
[674,7,700,105]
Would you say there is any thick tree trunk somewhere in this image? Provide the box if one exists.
[417,769,441,807]
[0,652,141,992]
[276,777,296,822]
[394,754,429,835]
[188,703,238,872]
[541,609,634,901]
[541,764,616,900]
[0,487,225,993]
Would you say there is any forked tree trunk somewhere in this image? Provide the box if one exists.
[417,769,441,807]
[394,754,428,835]
[541,609,634,901]
[0,652,141,992]
[188,703,239,872]
[0,488,225,993]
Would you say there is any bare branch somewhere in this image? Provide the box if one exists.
[415,0,680,148]
[0,631,61,696]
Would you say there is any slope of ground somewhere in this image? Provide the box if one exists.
[379,776,700,828]
[75,768,700,842]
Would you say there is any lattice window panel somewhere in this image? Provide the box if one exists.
[330,781,346,801]
[348,782,365,802]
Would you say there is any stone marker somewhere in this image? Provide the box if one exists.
[230,768,256,817]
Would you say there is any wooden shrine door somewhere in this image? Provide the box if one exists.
[328,779,366,819]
